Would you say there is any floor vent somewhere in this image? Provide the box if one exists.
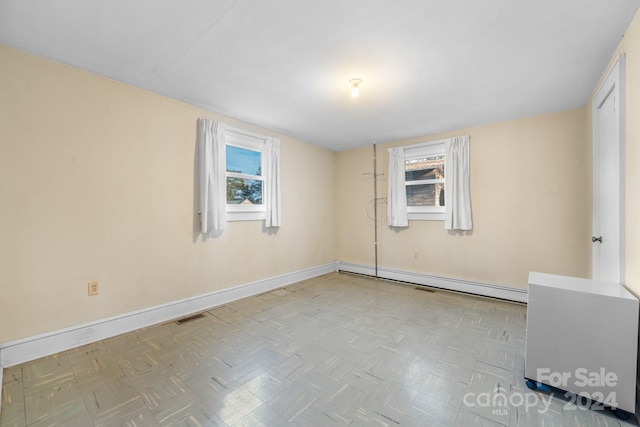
[415,286,436,293]
[175,313,206,325]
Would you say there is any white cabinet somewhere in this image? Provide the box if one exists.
[525,272,638,413]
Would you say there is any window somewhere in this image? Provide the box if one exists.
[225,126,268,221]
[388,135,471,228]
[404,140,446,221]
[197,118,280,232]
[226,145,263,205]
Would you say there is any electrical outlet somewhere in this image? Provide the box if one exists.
[413,251,419,260]
[88,281,99,296]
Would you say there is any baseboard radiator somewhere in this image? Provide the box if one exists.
[337,262,527,303]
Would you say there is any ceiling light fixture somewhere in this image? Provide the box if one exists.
[349,78,363,98]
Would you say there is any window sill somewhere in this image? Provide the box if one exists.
[227,211,266,222]
[408,212,444,221]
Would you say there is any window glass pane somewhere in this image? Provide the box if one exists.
[226,145,262,176]
[406,183,444,207]
[226,177,263,205]
[405,155,444,181]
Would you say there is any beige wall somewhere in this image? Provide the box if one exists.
[590,10,640,296]
[335,109,591,289]
[0,46,335,343]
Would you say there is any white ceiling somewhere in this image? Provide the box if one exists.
[1,1,638,151]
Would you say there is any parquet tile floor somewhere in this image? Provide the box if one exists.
[1,272,637,426]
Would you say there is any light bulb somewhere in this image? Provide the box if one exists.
[349,78,362,98]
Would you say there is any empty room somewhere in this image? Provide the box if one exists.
[2,1,640,426]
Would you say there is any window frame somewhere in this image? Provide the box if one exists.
[403,139,447,221]
[225,126,268,222]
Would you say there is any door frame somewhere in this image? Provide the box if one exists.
[592,54,625,282]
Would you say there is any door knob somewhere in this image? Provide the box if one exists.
[592,236,603,243]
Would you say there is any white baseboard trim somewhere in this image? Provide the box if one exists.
[337,262,527,303]
[0,262,338,369]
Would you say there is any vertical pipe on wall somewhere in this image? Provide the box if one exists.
[373,143,378,279]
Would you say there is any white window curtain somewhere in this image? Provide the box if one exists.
[264,137,281,227]
[387,146,409,227]
[444,135,472,230]
[197,118,227,233]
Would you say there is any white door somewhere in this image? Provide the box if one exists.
[592,55,625,283]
